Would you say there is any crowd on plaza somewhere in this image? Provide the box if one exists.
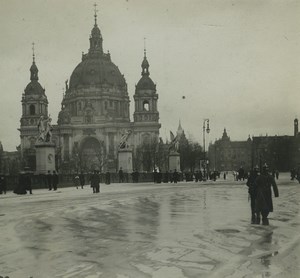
[1,164,299,200]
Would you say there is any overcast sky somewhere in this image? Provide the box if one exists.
[0,0,299,151]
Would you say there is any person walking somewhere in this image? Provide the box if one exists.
[52,170,59,191]
[0,173,6,194]
[105,171,111,185]
[118,168,124,183]
[74,174,80,189]
[246,166,259,224]
[255,163,279,225]
[47,170,53,190]
[173,169,179,184]
[79,171,85,189]
[90,170,100,193]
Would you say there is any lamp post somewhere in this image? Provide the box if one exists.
[203,119,210,180]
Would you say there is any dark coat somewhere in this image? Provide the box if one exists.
[79,174,85,186]
[52,173,59,186]
[246,171,258,197]
[255,173,279,213]
[90,173,100,187]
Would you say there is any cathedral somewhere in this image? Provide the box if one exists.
[19,11,160,172]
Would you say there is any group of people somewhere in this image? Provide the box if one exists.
[290,168,300,182]
[246,164,279,225]
[46,170,59,191]
[13,168,33,195]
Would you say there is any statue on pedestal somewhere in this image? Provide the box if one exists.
[37,115,53,143]
[119,130,132,149]
[169,131,179,153]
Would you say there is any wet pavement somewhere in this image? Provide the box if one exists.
[0,174,299,278]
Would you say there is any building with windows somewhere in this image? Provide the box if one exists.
[208,120,300,173]
[19,12,160,172]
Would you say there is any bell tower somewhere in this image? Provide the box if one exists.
[133,47,159,123]
[19,44,49,169]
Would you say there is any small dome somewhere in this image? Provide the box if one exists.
[136,75,155,90]
[142,57,149,68]
[24,81,45,95]
[91,25,101,37]
[69,55,126,89]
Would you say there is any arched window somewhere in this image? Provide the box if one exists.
[29,104,35,115]
[143,101,150,111]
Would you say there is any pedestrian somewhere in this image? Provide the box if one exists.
[24,169,33,194]
[14,171,27,194]
[275,170,279,180]
[163,171,169,183]
[255,163,279,225]
[0,173,6,194]
[79,171,85,189]
[199,170,203,181]
[153,169,158,183]
[223,172,227,180]
[173,169,179,183]
[47,170,53,190]
[105,171,111,185]
[90,170,100,193]
[14,168,32,195]
[195,171,199,182]
[169,170,173,183]
[118,167,124,183]
[157,169,162,184]
[246,165,259,224]
[52,170,59,191]
[74,174,80,189]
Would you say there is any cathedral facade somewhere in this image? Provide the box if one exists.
[19,13,160,172]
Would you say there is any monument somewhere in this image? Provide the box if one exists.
[118,130,133,173]
[35,115,56,174]
[168,131,181,171]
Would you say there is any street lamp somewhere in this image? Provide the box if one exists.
[203,119,210,180]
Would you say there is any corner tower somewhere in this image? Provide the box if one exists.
[133,48,159,124]
[19,45,49,169]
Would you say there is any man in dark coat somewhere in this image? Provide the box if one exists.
[0,173,6,194]
[79,171,85,189]
[153,169,158,183]
[47,170,53,190]
[105,171,111,185]
[173,169,179,184]
[52,171,59,191]
[246,166,259,224]
[15,170,32,195]
[163,171,169,183]
[118,168,124,183]
[90,170,100,193]
[255,164,279,225]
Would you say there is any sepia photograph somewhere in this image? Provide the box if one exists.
[0,0,299,277]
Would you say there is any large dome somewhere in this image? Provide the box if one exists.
[69,55,126,89]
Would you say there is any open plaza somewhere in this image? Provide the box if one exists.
[0,173,299,278]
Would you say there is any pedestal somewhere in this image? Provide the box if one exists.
[169,151,180,171]
[35,142,56,174]
[118,149,133,173]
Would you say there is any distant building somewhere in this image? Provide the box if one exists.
[208,119,300,172]
[208,129,252,172]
